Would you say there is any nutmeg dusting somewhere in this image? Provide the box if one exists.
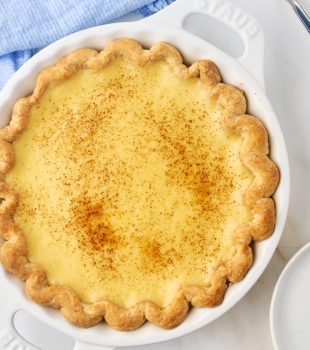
[7,58,253,308]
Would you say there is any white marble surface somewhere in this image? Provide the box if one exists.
[1,0,310,349]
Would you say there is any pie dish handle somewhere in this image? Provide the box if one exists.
[0,301,115,350]
[144,0,265,89]
[0,307,35,350]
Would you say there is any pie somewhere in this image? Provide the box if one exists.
[0,39,279,330]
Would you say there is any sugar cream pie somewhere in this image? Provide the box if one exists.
[0,39,279,330]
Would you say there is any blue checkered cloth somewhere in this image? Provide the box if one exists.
[0,0,175,91]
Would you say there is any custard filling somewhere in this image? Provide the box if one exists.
[7,59,253,308]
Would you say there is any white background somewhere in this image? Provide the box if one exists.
[1,0,310,349]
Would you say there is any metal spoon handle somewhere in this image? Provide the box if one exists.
[289,0,310,33]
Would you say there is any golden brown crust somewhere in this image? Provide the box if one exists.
[0,38,279,330]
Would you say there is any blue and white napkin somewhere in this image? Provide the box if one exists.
[0,0,175,90]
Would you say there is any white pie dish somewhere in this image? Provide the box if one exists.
[0,0,290,349]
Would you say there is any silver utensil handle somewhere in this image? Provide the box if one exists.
[290,0,310,33]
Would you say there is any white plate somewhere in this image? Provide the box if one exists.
[270,242,310,350]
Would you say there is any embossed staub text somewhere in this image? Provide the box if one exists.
[0,329,34,350]
[194,0,260,39]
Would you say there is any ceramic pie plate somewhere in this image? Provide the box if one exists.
[0,0,290,349]
[270,242,310,350]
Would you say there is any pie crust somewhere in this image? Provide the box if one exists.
[0,39,279,330]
